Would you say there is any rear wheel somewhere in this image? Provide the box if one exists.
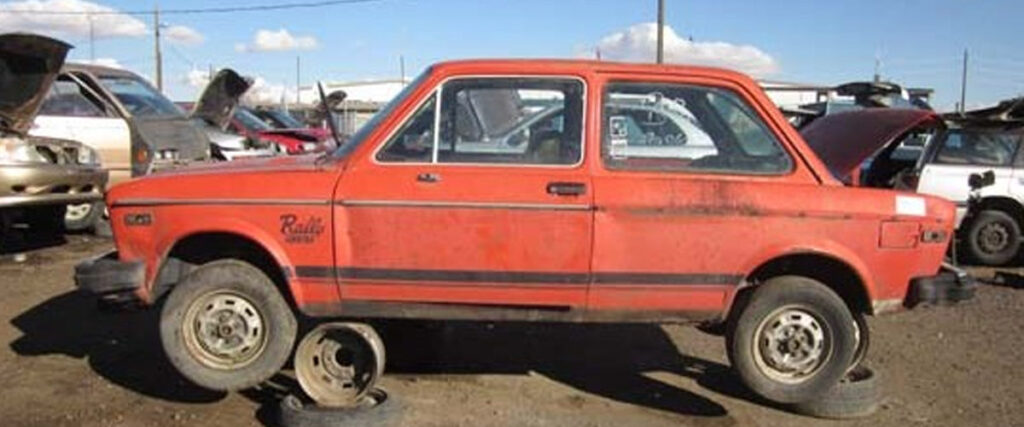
[160,259,297,391]
[726,276,857,404]
[965,209,1021,266]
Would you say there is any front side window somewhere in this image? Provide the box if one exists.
[97,75,183,119]
[933,129,1020,167]
[376,77,584,166]
[39,79,108,118]
[602,82,791,174]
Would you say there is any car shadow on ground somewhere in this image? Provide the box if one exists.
[8,290,227,404]
[9,293,786,424]
[0,228,67,256]
[377,320,785,419]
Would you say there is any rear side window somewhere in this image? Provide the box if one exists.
[376,77,585,166]
[602,82,791,174]
[933,129,1021,167]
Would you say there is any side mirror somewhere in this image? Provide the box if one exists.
[968,170,996,190]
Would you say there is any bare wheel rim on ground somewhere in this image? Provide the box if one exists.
[294,322,386,407]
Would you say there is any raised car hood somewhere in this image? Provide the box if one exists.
[0,33,71,135]
[800,109,939,179]
[190,68,251,130]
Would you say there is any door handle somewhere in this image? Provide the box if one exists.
[416,172,441,183]
[547,182,586,196]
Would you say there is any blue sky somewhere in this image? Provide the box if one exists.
[5,0,1024,111]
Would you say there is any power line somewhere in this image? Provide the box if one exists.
[0,0,380,16]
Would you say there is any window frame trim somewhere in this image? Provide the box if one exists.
[371,74,588,169]
[597,80,795,177]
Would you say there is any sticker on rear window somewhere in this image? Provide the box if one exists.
[896,195,926,216]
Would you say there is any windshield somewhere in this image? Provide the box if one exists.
[331,68,430,158]
[261,109,305,129]
[235,108,272,131]
[98,74,183,119]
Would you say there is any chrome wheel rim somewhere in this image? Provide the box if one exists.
[753,305,831,384]
[65,203,93,222]
[182,291,268,370]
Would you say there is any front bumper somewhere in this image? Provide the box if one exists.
[905,263,977,308]
[0,163,107,208]
[74,250,145,307]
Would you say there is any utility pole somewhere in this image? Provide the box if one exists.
[960,49,969,113]
[296,55,301,104]
[88,13,95,61]
[656,0,665,64]
[153,5,163,92]
[873,55,881,82]
[399,55,405,86]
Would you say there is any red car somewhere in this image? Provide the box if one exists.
[76,59,972,409]
[230,106,327,154]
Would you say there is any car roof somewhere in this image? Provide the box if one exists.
[430,59,755,82]
[62,62,142,78]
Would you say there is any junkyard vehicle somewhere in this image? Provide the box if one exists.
[233,106,325,154]
[1,33,107,236]
[899,99,1024,265]
[187,69,282,161]
[76,60,974,408]
[252,106,332,145]
[31,62,210,230]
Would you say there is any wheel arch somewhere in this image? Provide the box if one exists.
[151,229,300,310]
[974,196,1024,226]
[729,249,876,318]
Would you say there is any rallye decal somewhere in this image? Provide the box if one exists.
[279,214,326,244]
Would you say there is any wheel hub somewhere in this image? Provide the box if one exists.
[295,323,385,407]
[754,307,829,383]
[183,291,267,370]
[978,222,1010,254]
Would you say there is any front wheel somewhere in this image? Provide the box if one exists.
[965,209,1021,266]
[726,276,857,404]
[160,259,297,391]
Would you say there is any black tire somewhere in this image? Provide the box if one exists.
[788,365,880,419]
[278,388,400,427]
[25,205,66,233]
[160,259,297,391]
[849,312,870,371]
[965,209,1021,266]
[64,201,103,232]
[726,276,857,404]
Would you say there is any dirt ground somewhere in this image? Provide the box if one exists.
[0,233,1022,427]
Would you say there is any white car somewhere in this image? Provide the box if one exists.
[908,121,1024,265]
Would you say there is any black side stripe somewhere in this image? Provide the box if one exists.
[292,266,741,286]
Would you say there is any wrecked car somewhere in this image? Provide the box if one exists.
[188,69,282,161]
[233,106,326,154]
[1,33,107,236]
[76,60,973,409]
[31,62,210,230]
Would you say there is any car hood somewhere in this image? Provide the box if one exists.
[190,68,252,130]
[0,33,71,135]
[152,152,323,177]
[800,108,939,179]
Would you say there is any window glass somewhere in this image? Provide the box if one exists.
[602,82,792,174]
[234,108,272,132]
[376,93,436,163]
[39,79,107,117]
[376,77,585,166]
[437,78,583,165]
[934,129,1020,166]
[97,75,183,118]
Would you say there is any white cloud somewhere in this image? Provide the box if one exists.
[69,57,123,69]
[164,25,204,45]
[0,0,146,39]
[594,23,780,76]
[236,29,318,53]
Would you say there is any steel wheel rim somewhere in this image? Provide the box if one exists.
[752,305,831,384]
[181,290,268,370]
[977,222,1011,254]
[295,324,382,407]
[65,203,93,222]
